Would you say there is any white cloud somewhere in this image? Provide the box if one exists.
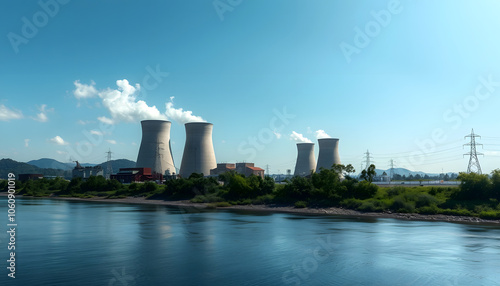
[50,136,69,146]
[24,139,30,147]
[73,80,98,99]
[290,131,312,143]
[33,104,53,122]
[273,130,282,139]
[131,142,137,146]
[315,129,331,139]
[56,150,67,155]
[165,98,205,124]
[77,120,93,125]
[106,139,117,144]
[97,116,114,125]
[0,104,23,121]
[90,130,103,136]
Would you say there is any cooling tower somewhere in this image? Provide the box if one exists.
[179,122,217,177]
[294,143,316,176]
[136,120,175,175]
[316,138,341,171]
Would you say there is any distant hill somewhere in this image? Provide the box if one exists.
[27,158,73,170]
[96,159,136,177]
[0,158,137,180]
[28,158,96,170]
[0,158,70,179]
[373,167,456,177]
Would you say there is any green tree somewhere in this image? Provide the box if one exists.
[360,164,376,183]
[490,169,500,199]
[456,172,491,200]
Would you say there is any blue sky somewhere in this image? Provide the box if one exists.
[2,0,500,174]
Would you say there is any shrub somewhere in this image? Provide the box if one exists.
[354,181,378,199]
[417,205,439,214]
[386,186,405,198]
[340,198,363,209]
[391,197,415,213]
[358,201,377,212]
[479,211,500,220]
[214,202,231,207]
[415,193,439,208]
[294,201,308,208]
[252,194,274,205]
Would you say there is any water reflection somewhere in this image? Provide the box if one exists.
[2,197,500,285]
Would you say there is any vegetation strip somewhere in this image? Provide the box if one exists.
[2,165,500,222]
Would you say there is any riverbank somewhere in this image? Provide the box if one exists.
[3,193,499,225]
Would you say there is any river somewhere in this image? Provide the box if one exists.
[1,197,499,285]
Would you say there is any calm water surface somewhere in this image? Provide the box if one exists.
[1,197,500,285]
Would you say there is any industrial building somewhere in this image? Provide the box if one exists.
[316,138,341,171]
[179,122,217,177]
[72,162,103,179]
[136,120,176,176]
[293,143,316,176]
[210,163,236,175]
[210,163,265,179]
[111,167,162,183]
[19,174,43,181]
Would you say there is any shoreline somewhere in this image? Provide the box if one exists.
[3,193,500,225]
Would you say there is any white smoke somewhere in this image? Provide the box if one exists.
[97,79,166,124]
[290,131,312,143]
[165,97,205,124]
[315,129,331,139]
[73,80,205,125]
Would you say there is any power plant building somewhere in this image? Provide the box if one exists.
[210,162,265,178]
[316,138,341,171]
[111,167,162,183]
[294,143,316,176]
[72,161,103,179]
[136,120,176,176]
[179,122,217,177]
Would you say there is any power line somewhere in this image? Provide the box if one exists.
[364,149,374,170]
[105,149,113,179]
[464,128,483,174]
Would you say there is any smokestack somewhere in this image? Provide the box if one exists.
[136,120,176,175]
[294,143,316,176]
[179,122,217,177]
[316,138,341,171]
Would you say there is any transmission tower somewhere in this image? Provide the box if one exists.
[105,149,113,179]
[364,149,374,170]
[463,128,483,174]
[389,159,395,181]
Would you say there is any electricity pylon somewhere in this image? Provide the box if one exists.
[464,129,483,174]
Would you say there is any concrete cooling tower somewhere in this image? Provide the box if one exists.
[294,143,316,176]
[316,138,341,171]
[179,122,217,177]
[136,120,176,175]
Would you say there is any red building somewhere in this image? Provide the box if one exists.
[210,163,265,179]
[111,168,162,183]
